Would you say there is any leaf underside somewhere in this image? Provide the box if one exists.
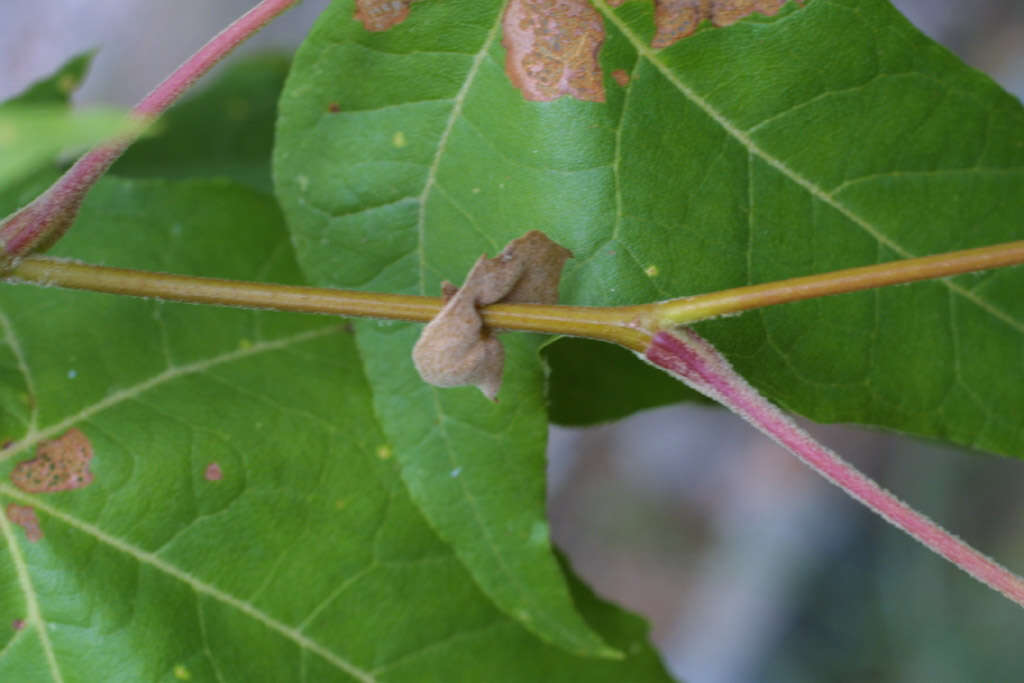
[0,178,669,682]
[274,0,1022,659]
[3,0,1023,677]
[278,0,1024,456]
[0,57,671,680]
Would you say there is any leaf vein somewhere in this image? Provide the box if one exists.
[0,504,63,683]
[594,0,1024,335]
[415,8,506,295]
[0,325,343,464]
[0,309,38,434]
[0,485,377,683]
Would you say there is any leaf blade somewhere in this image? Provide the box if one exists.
[275,0,620,656]
[592,0,1024,455]
[0,177,670,680]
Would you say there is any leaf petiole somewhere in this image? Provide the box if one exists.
[642,328,1024,608]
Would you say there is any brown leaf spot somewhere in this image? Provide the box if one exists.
[653,0,802,47]
[413,231,572,400]
[204,463,223,482]
[12,619,24,631]
[11,428,94,493]
[354,0,421,32]
[502,0,606,103]
[611,69,630,87]
[6,504,42,542]
[327,102,341,113]
[608,0,802,48]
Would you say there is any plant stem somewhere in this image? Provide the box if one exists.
[653,240,1024,326]
[642,328,1024,608]
[0,0,300,271]
[9,237,1024,348]
[7,256,656,351]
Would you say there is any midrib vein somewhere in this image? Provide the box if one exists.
[415,5,506,295]
[594,1,1024,335]
[1,325,342,463]
[1,485,376,683]
[0,507,63,682]
[407,12,526,627]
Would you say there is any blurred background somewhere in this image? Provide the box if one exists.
[2,1,1023,681]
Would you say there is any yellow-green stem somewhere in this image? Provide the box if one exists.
[8,238,1024,354]
[652,240,1024,326]
[8,256,656,351]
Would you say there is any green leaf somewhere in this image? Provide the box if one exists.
[0,178,671,681]
[544,337,705,426]
[0,53,136,193]
[112,54,291,192]
[0,106,140,189]
[275,0,623,657]
[591,0,1024,457]
[0,54,91,216]
[275,0,1024,459]
[2,53,93,109]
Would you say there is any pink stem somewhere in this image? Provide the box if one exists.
[0,0,300,269]
[643,328,1024,608]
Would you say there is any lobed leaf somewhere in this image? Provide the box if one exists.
[0,177,670,681]
[275,0,1022,660]
[277,0,1024,460]
[275,0,622,657]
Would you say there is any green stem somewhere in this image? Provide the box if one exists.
[9,238,1024,350]
[651,240,1024,326]
[7,256,656,351]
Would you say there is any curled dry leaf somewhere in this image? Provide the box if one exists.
[11,427,95,493]
[412,231,573,400]
[502,0,607,102]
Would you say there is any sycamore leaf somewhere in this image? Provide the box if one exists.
[275,0,624,657]
[0,177,671,681]
[275,0,1021,658]
[276,0,1024,460]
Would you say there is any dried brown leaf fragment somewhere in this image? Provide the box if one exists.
[413,231,573,400]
